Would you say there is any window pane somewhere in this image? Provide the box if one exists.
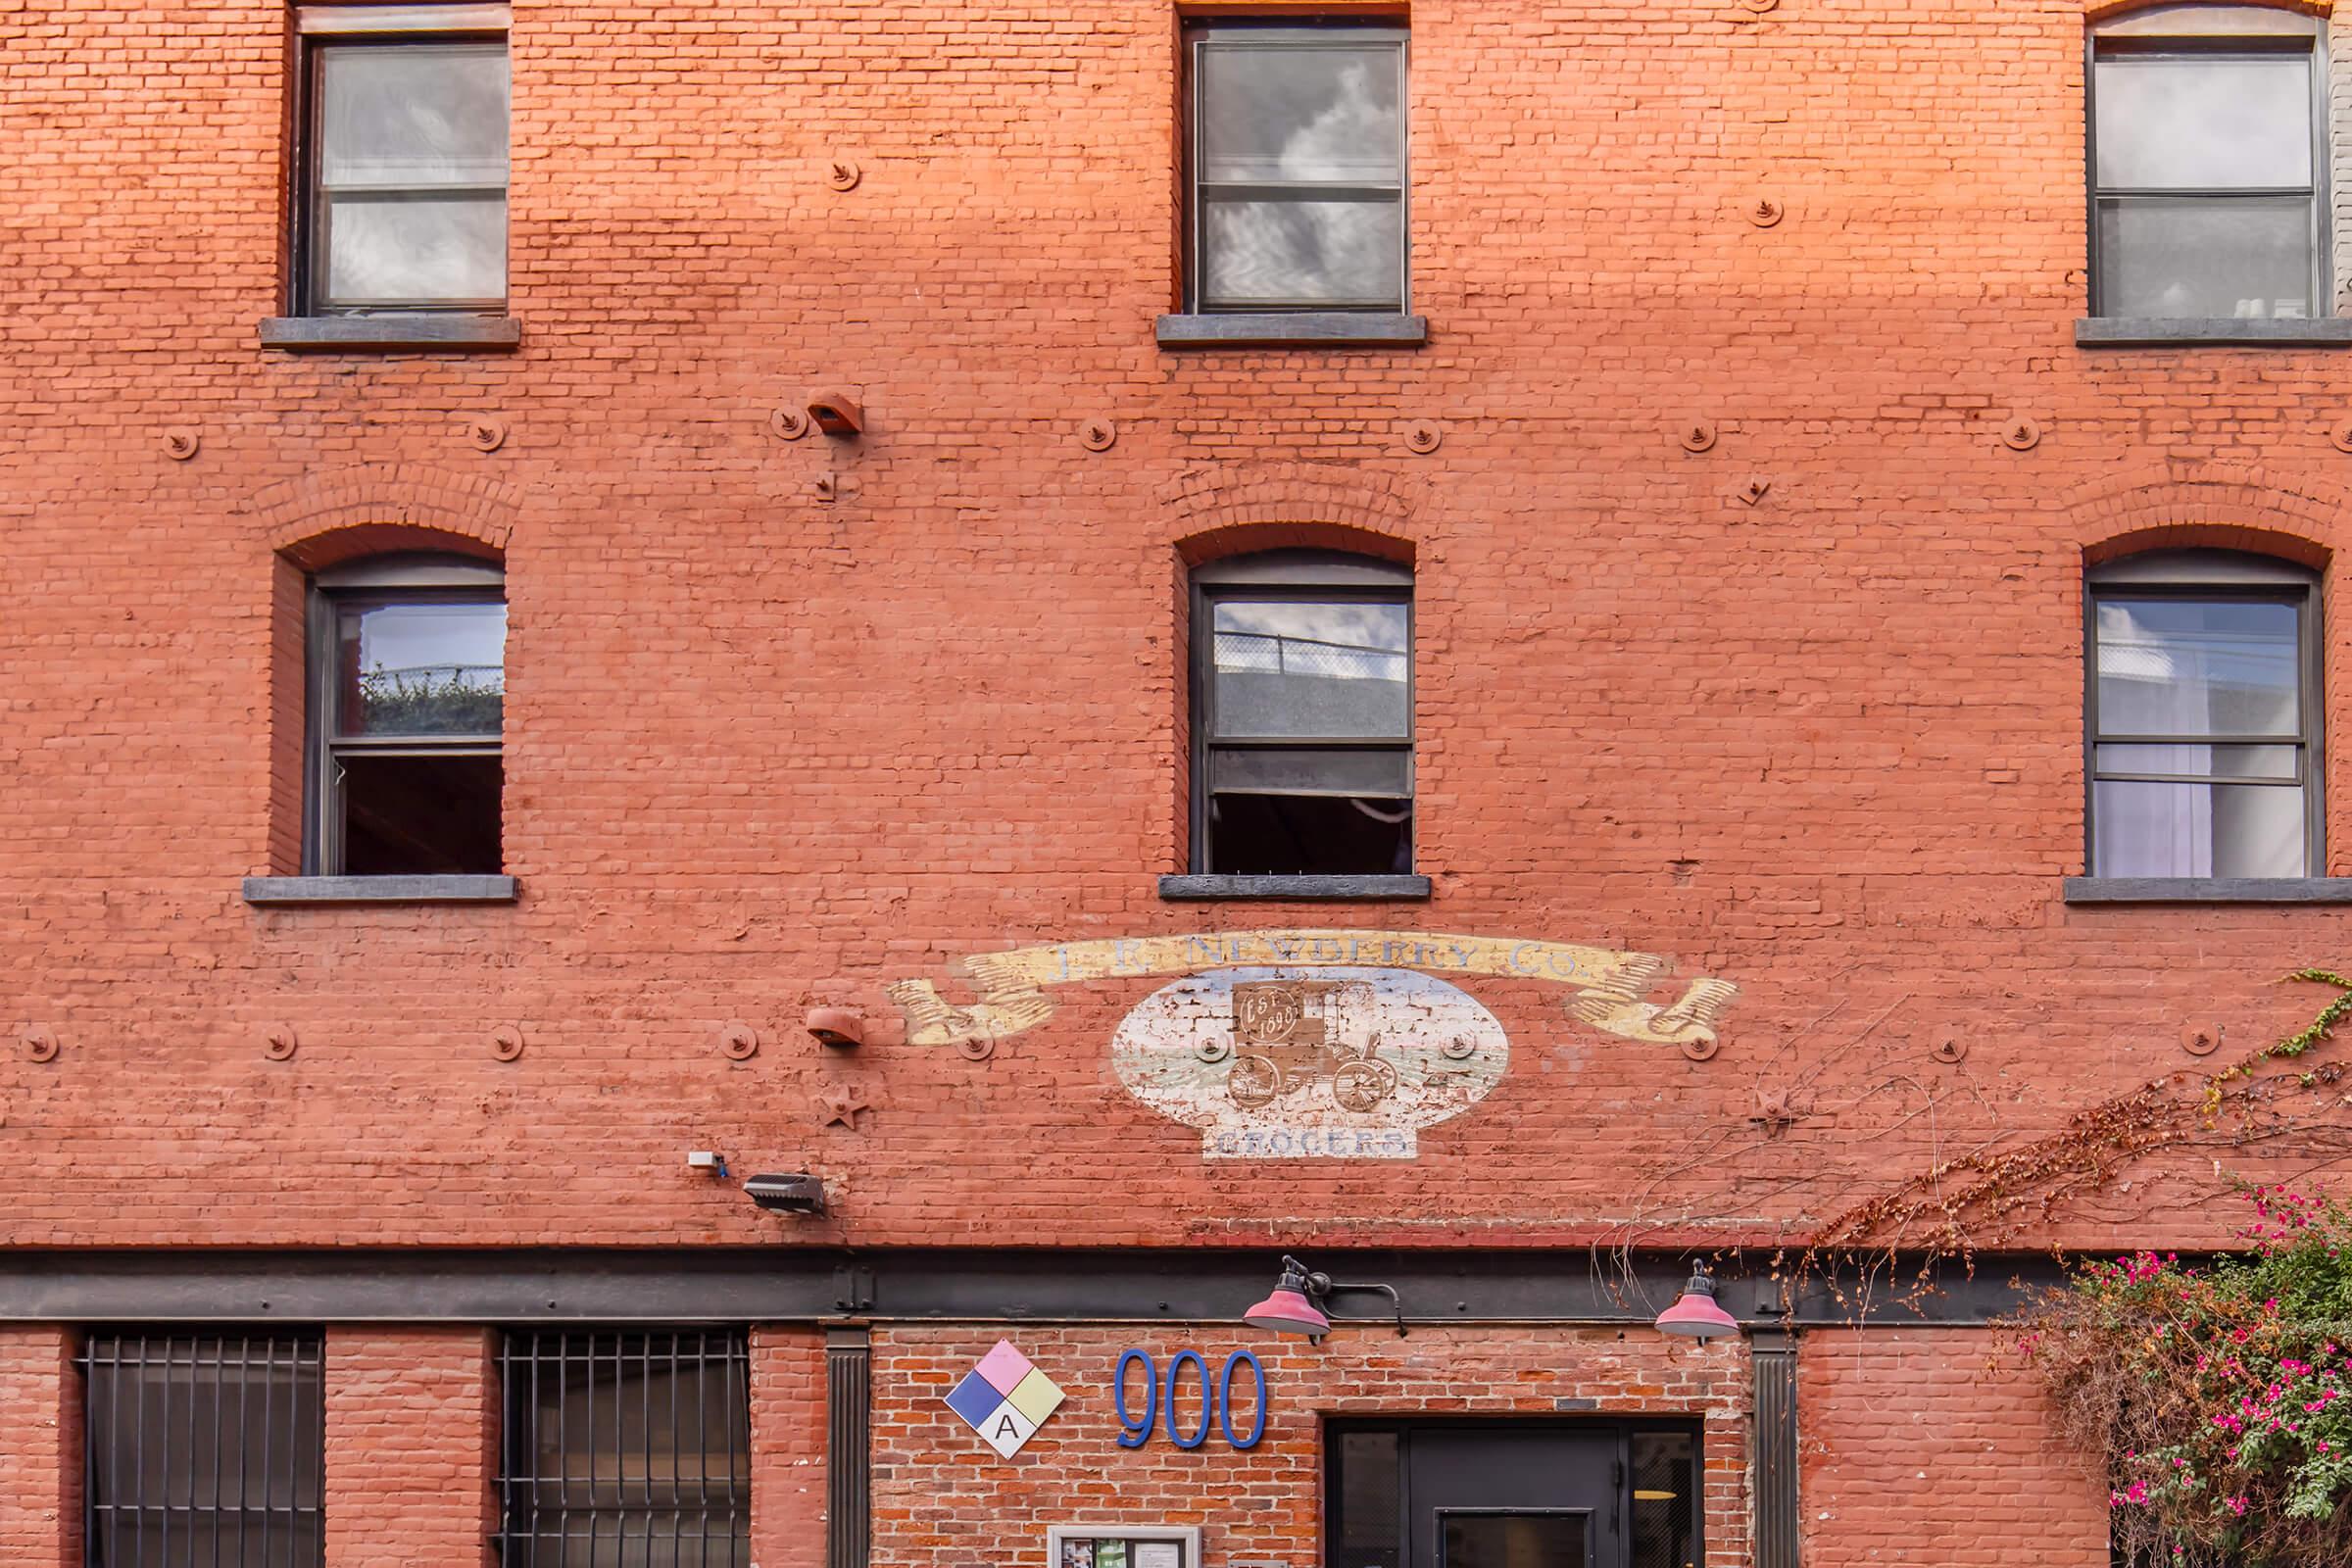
[2095,743,2298,780]
[2094,599,2300,737]
[318,42,509,188]
[1202,197,1403,309]
[1211,747,1412,798]
[337,601,506,736]
[339,753,503,875]
[1208,793,1410,876]
[2094,195,2313,318]
[1333,1432,1401,1568]
[1631,1431,1700,1568]
[1440,1513,1588,1568]
[1200,43,1402,185]
[2092,779,2304,877]
[1212,600,1408,738]
[2094,54,2311,189]
[322,191,508,306]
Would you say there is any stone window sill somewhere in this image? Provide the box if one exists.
[1158,874,1432,902]
[259,316,523,352]
[2064,877,2352,906]
[1155,313,1428,348]
[243,875,518,906]
[2074,318,2352,348]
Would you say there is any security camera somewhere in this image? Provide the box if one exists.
[744,1172,826,1215]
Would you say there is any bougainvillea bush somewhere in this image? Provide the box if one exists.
[2015,1189,2352,1566]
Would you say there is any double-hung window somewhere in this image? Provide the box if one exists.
[1185,24,1408,315]
[294,5,511,316]
[2088,5,2327,319]
[1192,553,1414,877]
[2087,551,2321,879]
[306,555,507,877]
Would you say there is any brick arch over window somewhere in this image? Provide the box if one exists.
[249,464,518,570]
[251,466,517,875]
[1159,462,1428,567]
[2067,472,2342,571]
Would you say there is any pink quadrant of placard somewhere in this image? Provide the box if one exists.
[973,1339,1036,1396]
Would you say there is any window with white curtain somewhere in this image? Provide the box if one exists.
[2087,551,2320,878]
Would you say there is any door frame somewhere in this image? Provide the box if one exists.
[1324,1418,1707,1568]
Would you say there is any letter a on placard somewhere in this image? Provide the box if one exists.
[980,1402,1040,1458]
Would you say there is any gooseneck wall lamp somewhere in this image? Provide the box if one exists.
[1652,1259,1740,1345]
[1243,1255,1407,1343]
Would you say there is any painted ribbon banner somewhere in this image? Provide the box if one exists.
[887,928,1737,1053]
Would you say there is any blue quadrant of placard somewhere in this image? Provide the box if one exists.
[945,1369,1007,1429]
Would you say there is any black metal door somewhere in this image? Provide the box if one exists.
[1407,1427,1623,1568]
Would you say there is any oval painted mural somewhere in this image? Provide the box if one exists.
[1109,967,1508,1159]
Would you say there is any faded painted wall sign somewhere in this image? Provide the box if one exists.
[1115,967,1505,1158]
[889,929,1734,1052]
[887,929,1740,1160]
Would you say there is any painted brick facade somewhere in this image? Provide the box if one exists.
[4,0,2350,1253]
[321,1328,498,1568]
[1797,1329,2108,1566]
[4,0,2346,1564]
[874,1327,1749,1568]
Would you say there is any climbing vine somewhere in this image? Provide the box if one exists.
[2014,1189,2352,1566]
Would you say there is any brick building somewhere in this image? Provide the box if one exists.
[6,0,2352,1564]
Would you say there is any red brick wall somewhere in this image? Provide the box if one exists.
[1797,1328,2107,1567]
[871,1325,1750,1568]
[322,1327,496,1568]
[0,1327,78,1568]
[4,4,2350,1253]
[753,1326,831,1568]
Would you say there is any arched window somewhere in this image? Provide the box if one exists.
[1191,551,1413,877]
[305,553,507,876]
[2088,4,2327,320]
[2087,550,2320,878]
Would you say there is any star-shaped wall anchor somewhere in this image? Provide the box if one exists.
[818,1090,871,1131]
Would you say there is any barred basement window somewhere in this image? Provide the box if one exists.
[497,1329,753,1568]
[81,1330,325,1568]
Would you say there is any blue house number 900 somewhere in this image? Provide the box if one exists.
[1114,1348,1266,1450]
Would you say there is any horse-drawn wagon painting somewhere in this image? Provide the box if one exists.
[1109,965,1510,1158]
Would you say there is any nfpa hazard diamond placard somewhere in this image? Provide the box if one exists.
[943,1340,1065,1457]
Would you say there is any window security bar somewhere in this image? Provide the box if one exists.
[81,1330,325,1568]
[496,1329,753,1568]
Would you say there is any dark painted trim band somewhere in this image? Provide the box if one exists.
[1155,313,1429,347]
[0,1246,2075,1328]
[259,315,523,351]
[2063,876,2352,905]
[1159,874,1433,902]
[243,874,519,905]
[2075,317,2352,347]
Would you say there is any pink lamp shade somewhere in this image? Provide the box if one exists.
[1244,1286,1331,1338]
[1654,1264,1740,1344]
